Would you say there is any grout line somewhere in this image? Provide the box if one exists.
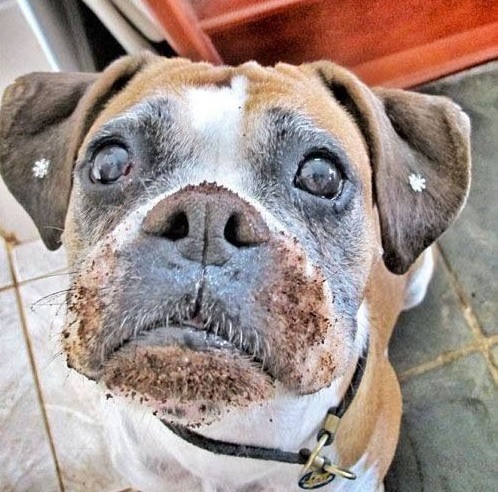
[483,345,498,385]
[5,241,65,492]
[436,243,498,385]
[489,340,498,380]
[399,336,498,382]
[0,283,15,293]
[0,229,19,244]
[436,244,483,338]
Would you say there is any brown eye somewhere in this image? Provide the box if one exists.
[90,144,132,184]
[295,154,343,198]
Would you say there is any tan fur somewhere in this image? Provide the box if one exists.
[337,259,406,472]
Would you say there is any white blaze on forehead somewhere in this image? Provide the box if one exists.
[185,75,248,135]
[180,75,252,196]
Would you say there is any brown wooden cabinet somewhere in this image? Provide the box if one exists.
[144,0,498,87]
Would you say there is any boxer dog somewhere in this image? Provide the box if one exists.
[0,53,470,491]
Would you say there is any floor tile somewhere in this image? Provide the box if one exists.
[12,239,67,283]
[390,257,472,374]
[19,276,129,491]
[0,288,60,491]
[0,237,12,289]
[385,353,498,492]
[491,344,498,367]
[420,61,498,336]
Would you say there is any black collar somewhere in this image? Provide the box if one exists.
[161,345,368,489]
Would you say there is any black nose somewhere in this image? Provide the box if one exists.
[142,183,270,265]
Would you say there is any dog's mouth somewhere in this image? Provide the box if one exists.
[97,311,275,423]
[109,313,270,368]
[133,324,238,352]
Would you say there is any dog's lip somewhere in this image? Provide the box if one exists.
[104,316,269,376]
[126,324,238,353]
[105,320,271,378]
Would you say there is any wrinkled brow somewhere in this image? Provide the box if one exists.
[102,97,176,130]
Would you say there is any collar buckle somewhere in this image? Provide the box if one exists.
[298,414,356,489]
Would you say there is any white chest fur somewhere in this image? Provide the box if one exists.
[104,399,379,492]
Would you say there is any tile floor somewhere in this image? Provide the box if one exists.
[1,61,497,491]
[0,239,127,491]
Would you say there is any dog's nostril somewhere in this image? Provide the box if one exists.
[162,211,189,240]
[224,214,244,247]
[224,214,252,248]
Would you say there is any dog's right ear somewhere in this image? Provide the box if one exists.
[0,53,155,250]
[308,61,471,275]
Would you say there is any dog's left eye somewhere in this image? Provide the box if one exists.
[90,144,132,184]
[294,153,343,199]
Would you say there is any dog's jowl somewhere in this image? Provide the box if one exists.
[0,54,471,491]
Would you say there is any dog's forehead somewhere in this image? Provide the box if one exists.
[98,60,321,114]
[87,59,367,159]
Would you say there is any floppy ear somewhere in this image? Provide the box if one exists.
[309,62,471,274]
[0,53,155,250]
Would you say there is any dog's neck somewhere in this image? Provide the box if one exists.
[161,342,367,488]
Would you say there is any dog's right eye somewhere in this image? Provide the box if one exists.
[90,144,132,184]
[294,151,344,199]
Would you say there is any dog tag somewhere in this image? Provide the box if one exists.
[298,470,335,489]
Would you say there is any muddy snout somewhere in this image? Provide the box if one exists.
[142,182,270,266]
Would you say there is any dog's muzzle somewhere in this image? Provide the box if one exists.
[64,182,349,428]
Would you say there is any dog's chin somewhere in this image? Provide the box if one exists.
[100,327,275,426]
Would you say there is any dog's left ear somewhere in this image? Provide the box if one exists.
[0,53,155,250]
[309,62,471,274]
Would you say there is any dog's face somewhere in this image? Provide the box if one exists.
[62,62,376,424]
[0,55,470,427]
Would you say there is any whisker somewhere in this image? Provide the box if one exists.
[321,266,341,284]
[42,348,66,368]
[102,313,131,361]
[138,177,154,198]
[48,301,68,334]
[31,289,73,309]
